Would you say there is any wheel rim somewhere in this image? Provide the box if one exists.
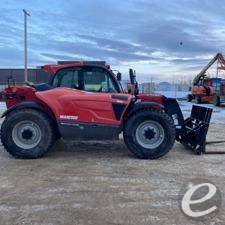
[12,121,42,149]
[135,120,165,149]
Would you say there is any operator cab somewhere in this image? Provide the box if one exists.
[35,63,138,95]
[50,66,121,93]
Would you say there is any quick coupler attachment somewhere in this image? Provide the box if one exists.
[176,105,213,155]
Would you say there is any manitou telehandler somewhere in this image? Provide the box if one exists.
[0,62,212,159]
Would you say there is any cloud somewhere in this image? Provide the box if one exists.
[0,0,224,81]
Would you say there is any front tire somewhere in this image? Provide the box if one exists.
[123,110,175,159]
[1,109,55,159]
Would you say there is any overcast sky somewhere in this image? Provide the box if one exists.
[1,0,225,82]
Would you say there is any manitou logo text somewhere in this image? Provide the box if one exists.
[60,115,78,120]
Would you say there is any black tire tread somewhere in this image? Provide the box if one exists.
[123,109,175,159]
[1,109,55,159]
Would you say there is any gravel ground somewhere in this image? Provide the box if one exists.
[0,124,225,225]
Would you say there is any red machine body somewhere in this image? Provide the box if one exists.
[3,87,164,124]
[0,63,212,159]
[2,63,164,128]
[36,88,131,126]
[3,62,164,125]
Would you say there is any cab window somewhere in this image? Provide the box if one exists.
[52,69,80,89]
[52,67,120,93]
[83,67,119,93]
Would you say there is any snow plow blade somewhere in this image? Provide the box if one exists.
[176,105,213,154]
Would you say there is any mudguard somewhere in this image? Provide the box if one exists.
[1,101,44,118]
[124,101,164,119]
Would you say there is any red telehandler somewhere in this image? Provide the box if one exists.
[0,62,212,159]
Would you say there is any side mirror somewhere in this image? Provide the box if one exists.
[116,72,122,81]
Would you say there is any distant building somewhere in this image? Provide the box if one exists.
[156,82,172,91]
[0,68,50,85]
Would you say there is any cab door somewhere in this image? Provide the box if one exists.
[69,66,131,125]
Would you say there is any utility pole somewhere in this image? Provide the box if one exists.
[23,9,30,82]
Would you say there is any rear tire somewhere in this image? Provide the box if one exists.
[1,109,55,159]
[123,110,175,159]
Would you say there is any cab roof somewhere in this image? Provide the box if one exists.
[42,62,110,75]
